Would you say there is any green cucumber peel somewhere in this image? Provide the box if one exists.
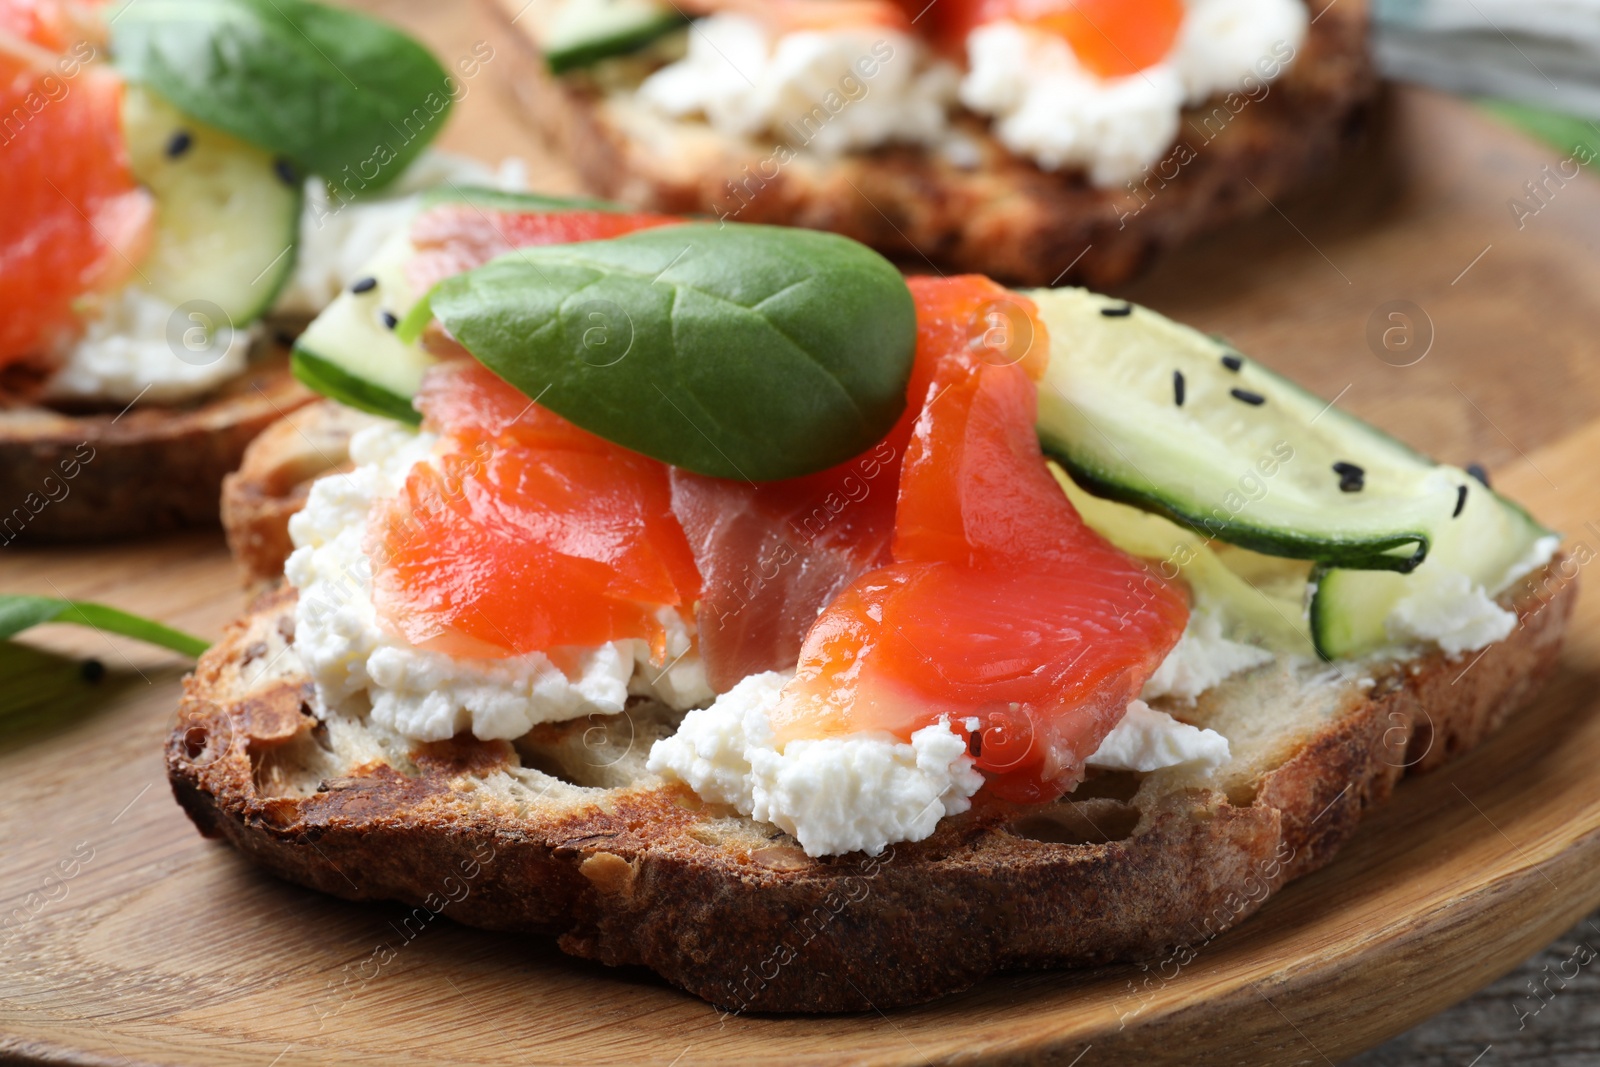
[545,13,687,73]
[109,0,452,190]
[422,223,918,481]
[1048,454,1431,573]
[0,597,209,658]
[540,0,687,74]
[291,348,422,424]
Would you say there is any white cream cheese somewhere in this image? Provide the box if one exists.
[636,14,958,156]
[646,670,985,857]
[44,285,256,405]
[1500,533,1561,591]
[1086,699,1229,773]
[1380,532,1557,657]
[285,422,713,742]
[1174,0,1308,103]
[650,663,1237,857]
[1386,567,1515,656]
[275,151,528,316]
[1141,608,1274,702]
[961,0,1306,186]
[638,0,1304,186]
[960,22,1186,187]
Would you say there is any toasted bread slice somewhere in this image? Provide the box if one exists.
[166,557,1574,1012]
[0,345,315,545]
[490,0,1376,287]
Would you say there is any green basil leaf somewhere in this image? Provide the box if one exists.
[0,597,209,658]
[109,0,452,190]
[427,223,917,481]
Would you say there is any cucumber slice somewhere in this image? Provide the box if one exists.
[1029,287,1556,660]
[542,0,687,73]
[292,188,624,420]
[122,86,301,326]
[1310,475,1555,658]
[1030,287,1454,572]
[1052,465,1315,657]
[292,228,428,422]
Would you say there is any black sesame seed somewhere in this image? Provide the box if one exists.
[968,730,983,758]
[1338,472,1365,493]
[1099,303,1133,318]
[380,311,399,330]
[1173,369,1186,407]
[1332,461,1365,478]
[1230,387,1265,406]
[350,276,378,294]
[273,157,298,187]
[165,130,193,159]
[1467,463,1491,488]
[1220,353,1244,372]
[1453,483,1469,518]
[80,657,106,684]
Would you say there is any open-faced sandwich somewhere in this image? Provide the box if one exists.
[172,201,1575,1012]
[0,0,519,543]
[491,0,1375,286]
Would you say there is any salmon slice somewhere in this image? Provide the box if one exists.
[668,444,900,693]
[404,205,680,296]
[0,0,108,55]
[368,361,702,662]
[767,276,1189,803]
[904,0,1184,76]
[0,0,152,368]
[673,273,1049,692]
[372,206,701,661]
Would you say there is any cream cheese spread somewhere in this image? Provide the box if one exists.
[649,675,1234,857]
[1141,608,1275,702]
[646,670,985,857]
[960,0,1306,186]
[285,423,713,742]
[635,0,1306,185]
[43,285,256,405]
[1383,532,1558,657]
[636,14,958,156]
[1086,698,1229,773]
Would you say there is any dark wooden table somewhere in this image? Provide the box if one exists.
[1351,906,1600,1065]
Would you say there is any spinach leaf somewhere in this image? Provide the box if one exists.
[0,597,210,658]
[110,0,452,190]
[425,224,917,481]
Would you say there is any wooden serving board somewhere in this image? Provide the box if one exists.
[3,3,1600,1063]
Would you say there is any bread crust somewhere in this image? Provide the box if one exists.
[0,349,315,544]
[166,559,1576,1012]
[494,0,1376,287]
[221,399,378,585]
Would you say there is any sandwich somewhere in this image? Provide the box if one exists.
[490,0,1376,286]
[172,200,1574,1011]
[0,0,519,543]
